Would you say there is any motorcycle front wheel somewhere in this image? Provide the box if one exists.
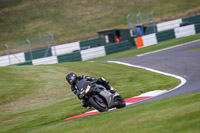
[89,96,108,112]
[115,96,126,109]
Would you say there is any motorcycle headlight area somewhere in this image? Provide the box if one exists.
[85,85,91,93]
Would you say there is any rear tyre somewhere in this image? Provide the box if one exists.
[89,96,108,112]
[115,96,126,109]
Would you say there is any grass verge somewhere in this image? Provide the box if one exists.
[0,61,180,133]
[38,91,200,133]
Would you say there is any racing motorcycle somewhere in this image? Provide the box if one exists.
[76,79,126,112]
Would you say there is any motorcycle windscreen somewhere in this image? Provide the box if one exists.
[76,79,91,91]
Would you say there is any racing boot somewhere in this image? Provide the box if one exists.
[81,101,91,109]
[107,84,116,93]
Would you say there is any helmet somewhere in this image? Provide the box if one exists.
[66,72,77,85]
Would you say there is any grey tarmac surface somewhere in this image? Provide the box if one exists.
[108,39,200,106]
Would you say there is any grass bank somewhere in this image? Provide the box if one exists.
[0,0,200,54]
[0,61,180,132]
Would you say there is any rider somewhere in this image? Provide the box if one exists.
[65,72,116,109]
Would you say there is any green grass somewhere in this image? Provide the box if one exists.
[0,0,200,55]
[92,33,200,61]
[0,61,180,133]
[38,91,200,133]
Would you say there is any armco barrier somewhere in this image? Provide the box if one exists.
[135,33,157,48]
[195,23,200,33]
[105,40,132,55]
[51,41,80,56]
[15,61,32,66]
[135,37,143,48]
[156,29,175,42]
[57,52,82,63]
[136,23,199,48]
[182,15,200,25]
[142,33,157,47]
[25,47,52,61]
[80,46,106,61]
[32,56,58,65]
[144,25,157,35]
[174,24,195,38]
[0,52,25,66]
[0,55,10,66]
[156,19,182,32]
[79,37,105,48]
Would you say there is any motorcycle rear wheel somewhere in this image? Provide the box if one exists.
[89,96,108,112]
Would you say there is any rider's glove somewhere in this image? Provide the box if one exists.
[79,75,86,79]
[91,81,96,87]
[75,90,80,96]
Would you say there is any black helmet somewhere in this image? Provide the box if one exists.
[66,72,77,85]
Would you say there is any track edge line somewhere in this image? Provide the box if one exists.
[107,61,187,104]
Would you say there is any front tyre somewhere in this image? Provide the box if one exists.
[115,96,126,108]
[88,96,108,112]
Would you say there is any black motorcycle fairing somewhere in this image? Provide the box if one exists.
[92,95,104,103]
[76,79,91,91]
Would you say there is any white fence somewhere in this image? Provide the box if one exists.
[156,19,182,32]
[175,24,196,38]
[80,46,106,61]
[0,52,25,66]
[142,33,158,47]
[51,41,80,56]
[32,56,58,65]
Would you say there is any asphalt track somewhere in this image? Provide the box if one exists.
[108,39,200,106]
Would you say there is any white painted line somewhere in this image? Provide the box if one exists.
[86,110,98,113]
[137,90,168,97]
[107,61,187,99]
[137,39,200,57]
[85,107,117,114]
[126,103,131,106]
